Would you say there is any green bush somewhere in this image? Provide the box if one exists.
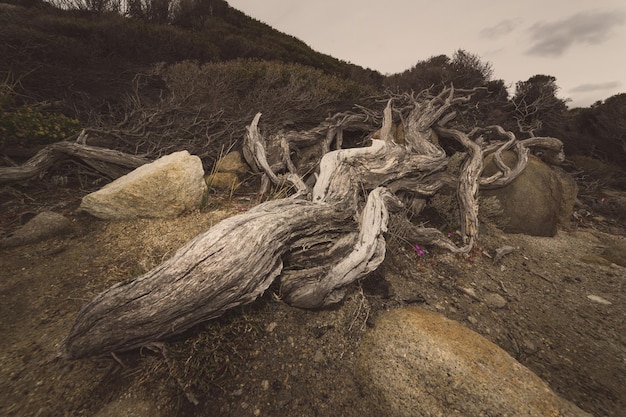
[0,92,80,146]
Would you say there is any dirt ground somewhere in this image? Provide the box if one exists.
[0,181,624,417]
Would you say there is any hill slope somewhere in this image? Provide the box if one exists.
[0,0,382,112]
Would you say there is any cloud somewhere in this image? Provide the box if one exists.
[569,81,622,93]
[479,19,519,39]
[526,10,626,57]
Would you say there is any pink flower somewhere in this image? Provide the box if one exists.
[413,244,425,256]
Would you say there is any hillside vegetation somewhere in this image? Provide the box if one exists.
[1,0,624,176]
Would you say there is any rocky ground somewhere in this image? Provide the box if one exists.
[0,181,624,417]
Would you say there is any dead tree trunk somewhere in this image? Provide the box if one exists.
[62,86,564,359]
[0,140,151,184]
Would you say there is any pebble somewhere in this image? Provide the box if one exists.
[313,350,325,363]
[522,339,538,354]
[580,255,612,266]
[261,380,270,391]
[484,293,507,309]
[460,287,478,299]
[266,322,278,333]
[587,295,612,305]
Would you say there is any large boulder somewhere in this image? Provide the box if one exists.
[481,152,577,236]
[355,307,591,417]
[80,151,207,219]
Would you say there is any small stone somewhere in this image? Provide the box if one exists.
[204,172,240,190]
[467,315,478,325]
[522,339,538,354]
[484,293,507,309]
[261,380,270,391]
[1,211,72,247]
[601,241,626,267]
[580,255,612,266]
[587,295,612,305]
[313,350,325,363]
[460,287,478,299]
[215,151,249,175]
[266,322,278,333]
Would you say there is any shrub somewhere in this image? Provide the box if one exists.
[0,88,80,147]
[154,59,378,130]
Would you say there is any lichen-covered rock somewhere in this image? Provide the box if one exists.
[204,151,248,191]
[356,307,592,417]
[482,152,576,236]
[204,172,240,190]
[215,151,248,175]
[80,151,206,219]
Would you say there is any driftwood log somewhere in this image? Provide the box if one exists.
[62,86,564,359]
[0,138,151,184]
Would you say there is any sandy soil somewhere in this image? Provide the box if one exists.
[0,183,624,417]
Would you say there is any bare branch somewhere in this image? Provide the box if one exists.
[0,142,150,185]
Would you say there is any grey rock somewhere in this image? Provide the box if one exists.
[483,292,507,309]
[586,295,612,305]
[204,172,240,190]
[205,151,248,190]
[600,241,626,267]
[482,152,577,237]
[356,307,592,417]
[1,211,72,247]
[215,151,248,175]
[80,151,206,219]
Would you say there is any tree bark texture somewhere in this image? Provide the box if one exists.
[63,190,398,358]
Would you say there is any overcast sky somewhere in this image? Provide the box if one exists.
[226,0,626,108]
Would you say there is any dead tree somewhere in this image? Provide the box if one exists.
[0,139,151,184]
[62,86,564,359]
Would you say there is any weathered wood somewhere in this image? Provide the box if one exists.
[0,141,150,184]
[63,198,353,358]
[435,126,482,248]
[244,113,309,198]
[63,86,566,358]
[280,187,401,308]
